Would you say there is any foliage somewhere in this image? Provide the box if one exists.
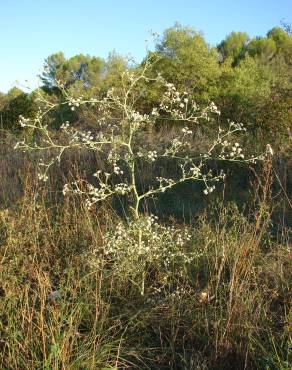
[0,87,37,131]
[218,31,249,65]
[153,24,221,102]
[40,52,105,93]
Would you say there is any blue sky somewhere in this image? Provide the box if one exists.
[1,0,291,92]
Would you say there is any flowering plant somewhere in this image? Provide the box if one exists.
[15,56,270,220]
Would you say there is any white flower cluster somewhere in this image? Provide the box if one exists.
[158,82,221,125]
[86,182,114,206]
[60,121,70,130]
[181,127,193,135]
[230,143,244,159]
[209,101,221,115]
[19,115,30,128]
[159,85,189,120]
[129,110,150,131]
[68,97,82,111]
[219,141,245,159]
[113,162,124,175]
[147,150,158,162]
[37,173,48,182]
[203,185,215,195]
[89,216,200,275]
[63,174,132,208]
[156,176,175,192]
[190,165,201,176]
[79,131,94,143]
[164,138,186,156]
[151,107,159,117]
[114,183,131,195]
[62,183,70,195]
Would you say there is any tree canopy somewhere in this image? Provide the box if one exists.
[2,24,291,148]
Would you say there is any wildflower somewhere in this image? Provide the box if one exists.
[199,291,208,303]
[19,115,30,127]
[37,173,48,182]
[63,183,69,195]
[266,144,274,156]
[147,150,158,162]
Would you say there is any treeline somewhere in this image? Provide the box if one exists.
[1,24,292,150]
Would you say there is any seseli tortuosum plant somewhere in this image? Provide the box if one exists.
[15,56,271,221]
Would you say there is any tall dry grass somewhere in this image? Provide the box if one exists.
[0,157,291,369]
